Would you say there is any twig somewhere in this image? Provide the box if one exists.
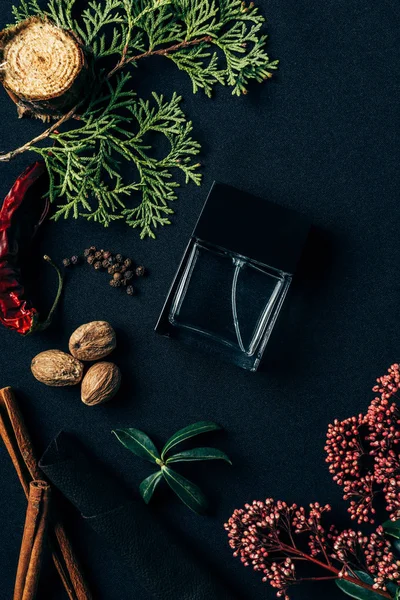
[107,35,213,79]
[0,103,82,162]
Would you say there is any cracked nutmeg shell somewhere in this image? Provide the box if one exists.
[69,321,116,361]
[31,349,84,386]
[81,362,121,406]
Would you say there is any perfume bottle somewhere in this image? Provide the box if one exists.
[156,183,310,371]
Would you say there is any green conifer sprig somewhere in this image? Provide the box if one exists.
[31,74,201,237]
[5,0,278,238]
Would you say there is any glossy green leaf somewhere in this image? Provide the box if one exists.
[383,518,400,540]
[161,422,221,459]
[139,471,163,504]
[112,428,160,463]
[161,466,208,514]
[387,581,400,598]
[336,571,386,600]
[166,447,232,465]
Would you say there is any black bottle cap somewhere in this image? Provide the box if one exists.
[193,182,310,274]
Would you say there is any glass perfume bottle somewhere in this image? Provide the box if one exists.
[156,183,310,371]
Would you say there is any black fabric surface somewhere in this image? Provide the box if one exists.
[39,433,235,600]
[0,1,399,599]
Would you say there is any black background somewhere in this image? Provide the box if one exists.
[0,1,399,599]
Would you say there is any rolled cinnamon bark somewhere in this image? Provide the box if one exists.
[40,432,237,600]
[0,387,92,600]
[14,480,51,600]
[0,17,91,121]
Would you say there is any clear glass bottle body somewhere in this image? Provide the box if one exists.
[168,240,292,371]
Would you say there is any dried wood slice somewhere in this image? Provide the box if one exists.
[31,349,84,386]
[0,17,90,121]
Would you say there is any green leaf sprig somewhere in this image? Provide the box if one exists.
[112,421,231,514]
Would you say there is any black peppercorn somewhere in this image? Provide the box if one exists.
[64,246,142,297]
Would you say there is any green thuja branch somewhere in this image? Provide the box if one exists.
[3,0,278,238]
[30,74,201,237]
[31,0,278,94]
[111,0,279,96]
[11,0,42,22]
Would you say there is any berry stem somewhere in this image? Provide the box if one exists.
[279,543,391,599]
[300,576,338,581]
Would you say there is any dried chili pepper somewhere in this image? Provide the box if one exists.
[0,161,63,335]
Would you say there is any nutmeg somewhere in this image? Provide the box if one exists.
[69,321,116,361]
[31,350,84,386]
[81,362,121,406]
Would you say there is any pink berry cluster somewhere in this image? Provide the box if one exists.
[325,363,400,523]
[225,499,400,599]
[224,499,315,600]
[291,502,332,557]
[365,527,400,589]
[328,525,400,588]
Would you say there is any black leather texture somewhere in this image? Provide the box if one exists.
[39,433,236,600]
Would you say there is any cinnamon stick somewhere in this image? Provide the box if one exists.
[14,480,51,600]
[0,386,91,600]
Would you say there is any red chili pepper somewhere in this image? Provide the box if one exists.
[0,161,63,335]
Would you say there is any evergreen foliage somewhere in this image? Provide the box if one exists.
[9,0,278,238]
